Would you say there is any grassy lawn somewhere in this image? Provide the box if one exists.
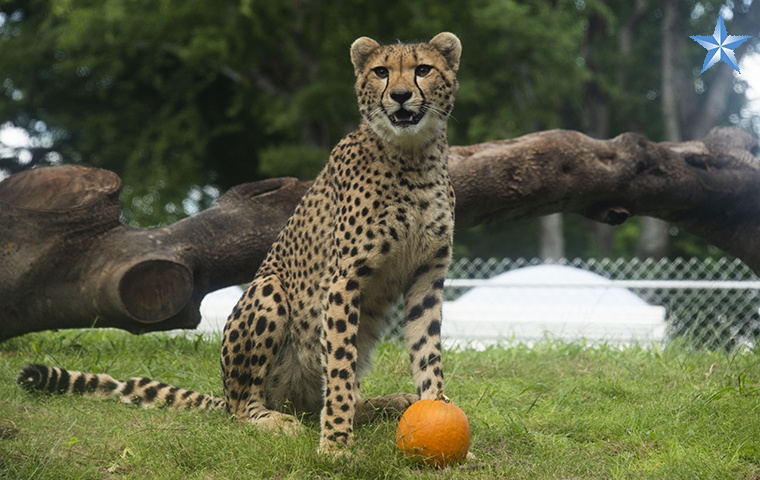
[1,330,759,479]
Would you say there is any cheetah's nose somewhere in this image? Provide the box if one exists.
[390,90,412,105]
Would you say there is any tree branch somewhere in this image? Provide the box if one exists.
[0,127,758,340]
[448,128,759,263]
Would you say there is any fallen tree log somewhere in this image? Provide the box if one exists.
[0,127,757,341]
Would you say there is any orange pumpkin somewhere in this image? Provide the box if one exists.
[395,399,471,467]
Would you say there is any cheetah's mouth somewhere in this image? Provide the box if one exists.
[390,108,425,126]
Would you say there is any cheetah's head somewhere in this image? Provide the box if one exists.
[350,32,461,150]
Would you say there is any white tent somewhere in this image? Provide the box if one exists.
[195,285,245,334]
[442,264,666,347]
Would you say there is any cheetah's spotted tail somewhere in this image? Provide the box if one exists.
[17,364,226,411]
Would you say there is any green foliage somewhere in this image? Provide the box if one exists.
[0,0,589,228]
[259,144,329,181]
[454,218,540,259]
[453,1,586,141]
[2,330,760,478]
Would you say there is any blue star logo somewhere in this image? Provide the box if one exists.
[690,16,752,74]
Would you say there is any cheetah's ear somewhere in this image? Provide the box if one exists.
[350,37,382,74]
[429,32,461,73]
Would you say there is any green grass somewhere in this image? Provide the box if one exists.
[1,330,759,479]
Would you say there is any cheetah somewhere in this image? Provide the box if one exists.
[18,32,462,454]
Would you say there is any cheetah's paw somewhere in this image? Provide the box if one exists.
[251,412,303,436]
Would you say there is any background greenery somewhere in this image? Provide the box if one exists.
[1,330,759,479]
[0,0,758,258]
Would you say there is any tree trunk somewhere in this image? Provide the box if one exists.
[1,127,758,340]
[635,217,670,259]
[539,214,564,261]
[581,6,615,257]
[634,0,681,260]
[661,0,682,143]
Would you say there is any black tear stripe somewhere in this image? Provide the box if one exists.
[412,56,427,107]
[379,73,389,116]
[413,77,426,105]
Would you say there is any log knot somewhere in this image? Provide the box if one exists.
[601,207,631,226]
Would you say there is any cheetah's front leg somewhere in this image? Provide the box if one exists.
[403,260,450,401]
[319,276,362,454]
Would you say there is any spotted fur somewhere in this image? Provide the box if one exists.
[18,32,461,455]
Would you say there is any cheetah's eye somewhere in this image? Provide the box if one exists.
[415,65,432,77]
[372,67,389,79]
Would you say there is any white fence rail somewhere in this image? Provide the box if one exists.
[445,279,760,290]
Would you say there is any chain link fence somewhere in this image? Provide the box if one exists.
[387,257,760,351]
